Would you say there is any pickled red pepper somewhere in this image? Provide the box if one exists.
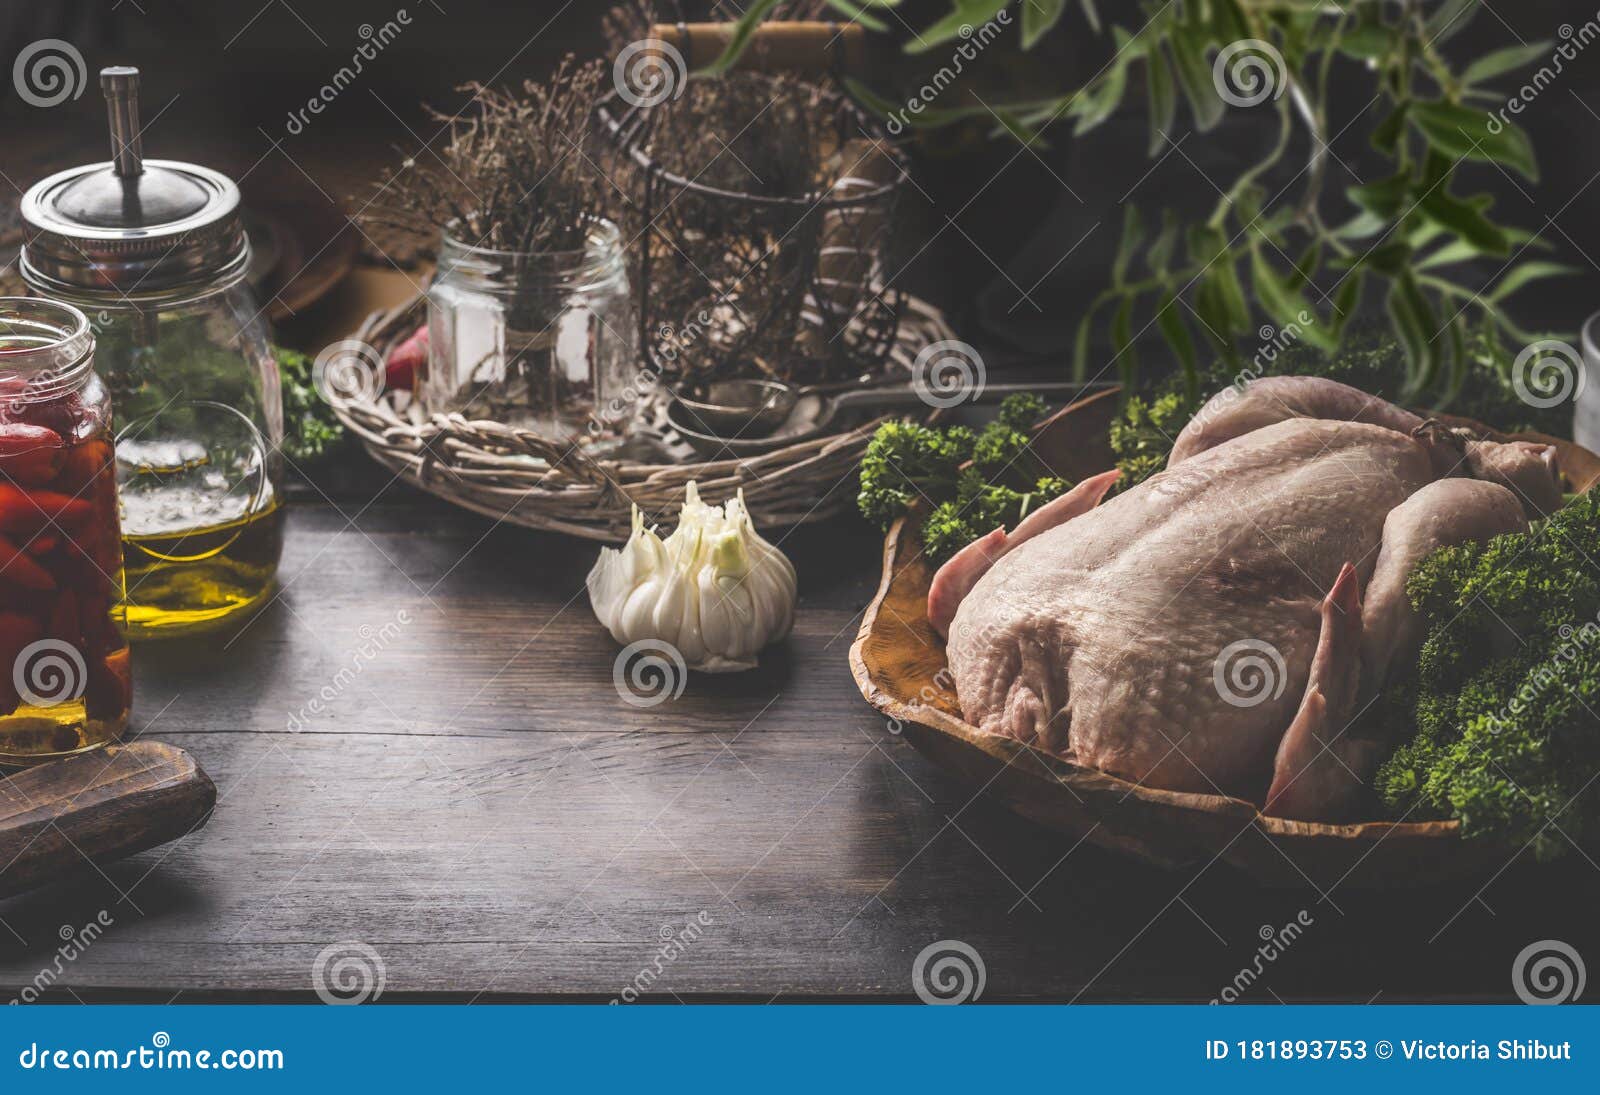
[0,411,129,726]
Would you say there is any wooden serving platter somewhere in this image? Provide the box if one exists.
[849,391,1600,888]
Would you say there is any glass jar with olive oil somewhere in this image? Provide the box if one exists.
[19,66,283,639]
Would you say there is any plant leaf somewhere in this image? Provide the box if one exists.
[1330,270,1365,339]
[1155,291,1198,391]
[700,0,784,75]
[1487,260,1580,303]
[1145,41,1177,154]
[1411,149,1510,254]
[1080,0,1102,34]
[1022,0,1068,49]
[906,0,1012,55]
[1424,0,1479,46]
[1168,27,1225,132]
[1074,31,1137,135]
[1146,208,1178,276]
[1410,99,1538,181]
[1112,204,1143,287]
[1388,271,1441,397]
[1461,41,1551,86]
[1347,170,1411,219]
[1251,247,1335,349]
[1111,294,1138,388]
[1370,101,1409,154]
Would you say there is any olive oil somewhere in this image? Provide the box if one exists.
[119,494,284,638]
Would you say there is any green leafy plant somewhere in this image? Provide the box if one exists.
[1375,492,1600,859]
[857,393,1069,561]
[715,2,1574,403]
[276,347,347,467]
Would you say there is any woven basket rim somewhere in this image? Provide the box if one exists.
[325,291,956,542]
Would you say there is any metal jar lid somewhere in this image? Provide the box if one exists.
[19,66,249,298]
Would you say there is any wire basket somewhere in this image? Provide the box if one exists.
[596,22,910,388]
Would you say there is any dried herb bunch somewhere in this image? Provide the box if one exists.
[368,57,617,254]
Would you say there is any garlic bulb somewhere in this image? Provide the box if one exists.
[587,483,798,672]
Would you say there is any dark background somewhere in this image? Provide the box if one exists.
[3,0,1596,366]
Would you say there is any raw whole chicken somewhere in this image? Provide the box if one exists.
[933,376,1563,821]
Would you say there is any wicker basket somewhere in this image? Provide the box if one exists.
[325,293,956,541]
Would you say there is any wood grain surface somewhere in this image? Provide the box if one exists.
[0,495,1595,1001]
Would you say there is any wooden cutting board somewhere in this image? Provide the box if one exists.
[0,742,216,900]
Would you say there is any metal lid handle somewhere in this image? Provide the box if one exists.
[101,66,143,179]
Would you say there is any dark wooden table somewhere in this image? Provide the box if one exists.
[1,481,1597,1002]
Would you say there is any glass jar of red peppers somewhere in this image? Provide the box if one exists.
[0,298,130,764]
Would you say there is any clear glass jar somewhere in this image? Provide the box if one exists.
[19,66,284,639]
[81,285,285,639]
[0,297,131,763]
[424,219,636,441]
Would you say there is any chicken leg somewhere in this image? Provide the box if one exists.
[1264,479,1527,819]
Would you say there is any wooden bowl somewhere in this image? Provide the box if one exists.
[849,391,1600,888]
